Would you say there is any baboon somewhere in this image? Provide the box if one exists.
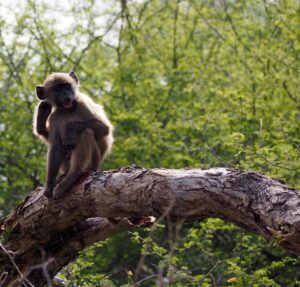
[33,71,113,199]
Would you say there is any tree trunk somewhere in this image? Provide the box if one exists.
[0,165,299,286]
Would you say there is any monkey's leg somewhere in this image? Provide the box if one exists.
[45,144,64,198]
[53,128,96,199]
[60,150,71,173]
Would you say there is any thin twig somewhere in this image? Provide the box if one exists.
[0,243,35,287]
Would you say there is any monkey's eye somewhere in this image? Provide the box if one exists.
[54,84,71,92]
[62,83,71,89]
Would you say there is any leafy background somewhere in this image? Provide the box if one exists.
[0,0,299,286]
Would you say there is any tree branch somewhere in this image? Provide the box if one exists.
[1,165,300,286]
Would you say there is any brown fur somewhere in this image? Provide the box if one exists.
[33,71,113,199]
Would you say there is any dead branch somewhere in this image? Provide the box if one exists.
[0,165,300,286]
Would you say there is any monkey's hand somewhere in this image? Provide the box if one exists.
[39,100,52,112]
[62,136,77,150]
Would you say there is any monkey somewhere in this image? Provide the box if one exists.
[33,71,113,199]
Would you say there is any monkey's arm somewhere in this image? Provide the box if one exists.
[35,101,52,139]
[61,120,109,150]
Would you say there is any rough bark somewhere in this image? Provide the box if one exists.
[0,165,300,286]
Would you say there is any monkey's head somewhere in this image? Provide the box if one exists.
[36,71,79,111]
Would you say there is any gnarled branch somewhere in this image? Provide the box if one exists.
[0,165,299,286]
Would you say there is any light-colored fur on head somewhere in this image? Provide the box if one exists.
[43,73,79,89]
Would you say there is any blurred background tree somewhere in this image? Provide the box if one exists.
[0,0,299,286]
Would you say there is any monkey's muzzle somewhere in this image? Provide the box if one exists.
[63,98,74,109]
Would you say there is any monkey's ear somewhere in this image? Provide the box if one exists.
[69,70,79,85]
[36,85,45,100]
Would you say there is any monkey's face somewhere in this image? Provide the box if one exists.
[52,83,77,110]
[36,71,79,111]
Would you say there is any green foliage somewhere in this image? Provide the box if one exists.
[0,0,299,285]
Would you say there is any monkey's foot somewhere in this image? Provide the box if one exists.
[53,185,66,200]
[44,187,53,198]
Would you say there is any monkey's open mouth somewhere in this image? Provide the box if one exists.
[63,99,73,109]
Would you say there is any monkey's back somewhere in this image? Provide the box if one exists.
[76,93,114,161]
